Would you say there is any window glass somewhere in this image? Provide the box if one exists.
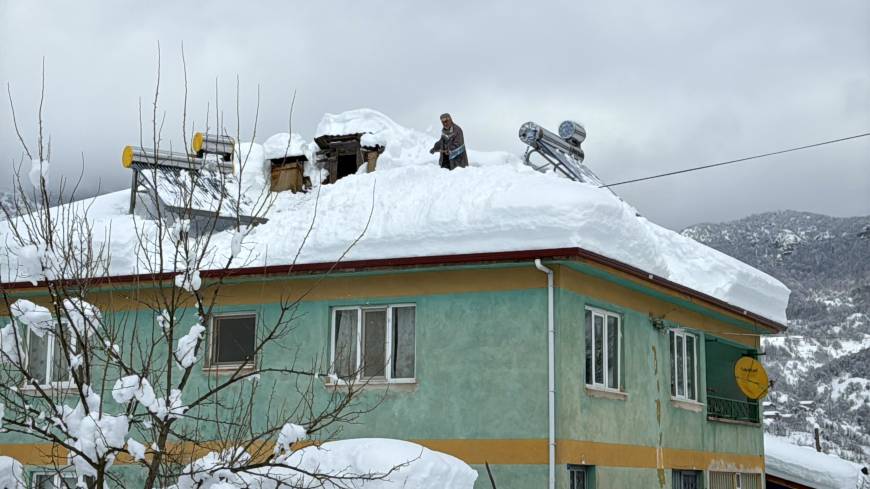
[606,315,619,389]
[213,315,256,365]
[584,309,593,385]
[671,330,699,401]
[569,466,587,489]
[51,335,70,383]
[35,473,54,489]
[669,331,677,396]
[27,332,49,385]
[362,309,386,378]
[34,474,77,489]
[593,314,604,385]
[334,310,358,379]
[673,470,701,489]
[686,335,696,401]
[392,306,415,379]
[676,334,685,398]
[59,476,77,489]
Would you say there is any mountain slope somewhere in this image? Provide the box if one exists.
[683,210,870,463]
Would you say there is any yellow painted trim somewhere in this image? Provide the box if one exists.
[121,145,134,168]
[2,439,763,471]
[192,132,204,153]
[2,267,545,314]
[1,264,766,348]
[557,265,762,348]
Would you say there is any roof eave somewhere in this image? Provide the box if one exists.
[0,246,787,333]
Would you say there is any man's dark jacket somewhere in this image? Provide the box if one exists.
[431,124,469,170]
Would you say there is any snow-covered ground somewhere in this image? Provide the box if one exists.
[0,109,790,323]
[765,434,869,489]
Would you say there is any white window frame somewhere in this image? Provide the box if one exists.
[585,306,622,392]
[207,312,257,369]
[31,470,77,489]
[24,327,73,390]
[670,328,699,402]
[329,304,416,384]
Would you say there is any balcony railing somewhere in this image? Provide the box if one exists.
[707,395,759,423]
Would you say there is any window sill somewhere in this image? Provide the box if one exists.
[671,398,704,412]
[585,385,627,401]
[20,382,77,395]
[706,416,760,427]
[325,378,417,391]
[202,363,257,374]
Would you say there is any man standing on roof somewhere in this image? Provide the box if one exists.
[430,113,468,170]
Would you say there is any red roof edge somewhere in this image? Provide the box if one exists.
[1,246,786,332]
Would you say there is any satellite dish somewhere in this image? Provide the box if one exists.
[734,356,769,400]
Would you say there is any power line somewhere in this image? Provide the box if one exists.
[600,131,870,188]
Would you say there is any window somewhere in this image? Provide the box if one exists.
[568,465,592,489]
[32,472,77,489]
[26,329,71,387]
[584,307,621,390]
[330,305,415,382]
[709,472,762,489]
[209,314,256,367]
[673,470,702,489]
[670,329,698,401]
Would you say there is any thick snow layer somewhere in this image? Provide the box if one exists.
[173,438,477,489]
[263,133,309,160]
[0,456,25,489]
[281,438,478,488]
[765,435,868,489]
[0,324,24,365]
[274,423,307,455]
[0,109,790,323]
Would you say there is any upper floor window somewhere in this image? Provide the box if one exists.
[331,304,416,382]
[209,314,256,367]
[26,329,72,387]
[670,329,698,401]
[585,307,621,391]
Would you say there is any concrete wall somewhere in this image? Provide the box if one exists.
[0,261,770,488]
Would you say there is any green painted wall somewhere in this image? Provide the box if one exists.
[2,264,767,489]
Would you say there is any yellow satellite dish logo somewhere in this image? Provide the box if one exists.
[734,356,769,400]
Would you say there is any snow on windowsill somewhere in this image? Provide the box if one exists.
[670,398,704,412]
[585,385,627,401]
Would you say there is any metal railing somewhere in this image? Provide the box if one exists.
[707,395,759,423]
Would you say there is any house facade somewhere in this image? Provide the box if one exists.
[1,247,782,489]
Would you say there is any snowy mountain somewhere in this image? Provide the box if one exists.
[683,211,870,464]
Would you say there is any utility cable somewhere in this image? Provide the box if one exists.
[600,132,870,188]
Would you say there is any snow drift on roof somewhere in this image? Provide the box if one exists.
[263,133,309,160]
[765,435,867,489]
[0,108,790,323]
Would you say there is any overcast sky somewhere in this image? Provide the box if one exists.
[1,0,868,229]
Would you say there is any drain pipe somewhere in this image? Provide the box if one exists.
[534,259,556,489]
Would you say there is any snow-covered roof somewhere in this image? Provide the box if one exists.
[765,435,868,489]
[315,109,404,148]
[263,133,309,160]
[0,109,790,324]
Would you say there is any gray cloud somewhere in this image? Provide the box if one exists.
[1,0,868,229]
